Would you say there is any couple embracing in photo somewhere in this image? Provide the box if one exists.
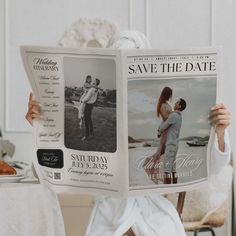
[143,87,187,185]
[76,75,100,141]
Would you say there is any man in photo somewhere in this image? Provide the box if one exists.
[73,75,92,128]
[158,98,187,184]
[81,78,100,141]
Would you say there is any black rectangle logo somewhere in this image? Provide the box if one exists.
[37,149,64,169]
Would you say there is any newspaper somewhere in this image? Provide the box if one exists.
[20,46,220,196]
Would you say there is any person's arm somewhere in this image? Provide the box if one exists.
[25,92,41,125]
[209,103,231,175]
[158,113,175,133]
[81,88,94,103]
[83,82,92,89]
[210,103,230,152]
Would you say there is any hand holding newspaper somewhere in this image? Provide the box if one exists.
[20,46,220,196]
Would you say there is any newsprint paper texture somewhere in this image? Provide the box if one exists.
[21,46,221,196]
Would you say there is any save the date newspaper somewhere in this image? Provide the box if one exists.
[20,46,220,196]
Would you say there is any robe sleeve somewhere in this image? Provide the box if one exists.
[210,129,231,175]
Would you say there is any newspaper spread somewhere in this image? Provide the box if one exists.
[20,46,220,196]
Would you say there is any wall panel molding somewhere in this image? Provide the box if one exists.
[4,0,31,133]
[129,0,146,34]
[4,0,131,133]
[0,0,6,133]
[144,0,149,38]
[210,0,214,46]
[147,0,212,48]
[128,0,132,30]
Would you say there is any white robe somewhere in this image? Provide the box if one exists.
[85,132,230,236]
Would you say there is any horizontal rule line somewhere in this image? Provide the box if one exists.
[127,53,217,58]
[127,74,217,79]
[43,179,119,192]
[25,51,116,58]
[129,178,207,191]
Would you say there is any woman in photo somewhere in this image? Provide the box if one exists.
[77,75,92,128]
[143,86,173,184]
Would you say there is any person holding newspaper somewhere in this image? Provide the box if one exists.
[25,31,231,236]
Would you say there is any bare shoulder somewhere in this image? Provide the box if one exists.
[161,102,172,112]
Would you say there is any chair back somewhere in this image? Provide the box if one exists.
[176,191,186,220]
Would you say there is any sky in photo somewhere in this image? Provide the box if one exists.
[128,77,216,139]
[64,57,116,90]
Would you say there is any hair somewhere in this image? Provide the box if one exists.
[179,98,187,111]
[156,87,172,117]
[95,78,100,86]
[86,75,92,83]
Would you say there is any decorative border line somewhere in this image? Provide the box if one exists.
[43,178,119,192]
[129,178,208,191]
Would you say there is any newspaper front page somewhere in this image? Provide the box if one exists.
[124,48,220,195]
[21,46,220,196]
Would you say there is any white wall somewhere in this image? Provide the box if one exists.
[1,0,236,235]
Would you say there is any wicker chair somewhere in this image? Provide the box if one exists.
[177,192,228,236]
[184,201,228,236]
[177,162,233,236]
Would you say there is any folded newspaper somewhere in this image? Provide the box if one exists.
[21,46,220,196]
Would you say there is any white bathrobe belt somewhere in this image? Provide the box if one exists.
[113,197,185,236]
[114,200,140,236]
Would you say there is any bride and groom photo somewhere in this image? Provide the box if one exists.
[128,77,216,188]
[143,87,187,185]
[64,57,117,153]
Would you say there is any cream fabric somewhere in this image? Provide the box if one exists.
[86,195,186,236]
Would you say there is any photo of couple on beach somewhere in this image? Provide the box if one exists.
[64,57,117,153]
[128,77,216,188]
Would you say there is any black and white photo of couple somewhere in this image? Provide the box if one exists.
[64,57,117,153]
[128,77,216,187]
[73,75,101,140]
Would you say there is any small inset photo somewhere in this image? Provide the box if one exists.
[64,57,117,153]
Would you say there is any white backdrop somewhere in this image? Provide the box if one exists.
[1,0,236,235]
